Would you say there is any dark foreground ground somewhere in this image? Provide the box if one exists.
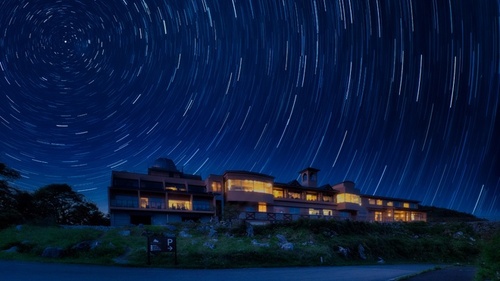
[0,261,441,281]
[405,265,476,281]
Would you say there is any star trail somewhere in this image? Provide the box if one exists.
[0,0,499,220]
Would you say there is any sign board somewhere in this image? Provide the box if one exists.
[149,236,176,252]
[147,236,177,265]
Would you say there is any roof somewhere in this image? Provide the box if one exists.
[361,194,421,203]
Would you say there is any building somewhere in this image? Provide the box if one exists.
[108,158,426,226]
[108,158,215,226]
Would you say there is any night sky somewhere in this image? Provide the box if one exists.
[0,0,499,220]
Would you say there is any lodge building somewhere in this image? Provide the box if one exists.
[108,158,426,226]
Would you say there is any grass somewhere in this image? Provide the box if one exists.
[0,220,494,270]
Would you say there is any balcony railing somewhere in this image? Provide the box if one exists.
[241,211,339,222]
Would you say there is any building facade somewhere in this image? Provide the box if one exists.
[109,158,426,226]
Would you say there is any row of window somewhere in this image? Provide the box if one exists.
[367,198,417,209]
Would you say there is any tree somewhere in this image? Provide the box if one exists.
[32,184,108,225]
[0,163,23,228]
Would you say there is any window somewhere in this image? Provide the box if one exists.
[289,207,300,215]
[258,203,267,212]
[140,197,164,209]
[403,202,410,208]
[336,193,361,205]
[140,180,163,190]
[323,195,333,202]
[227,179,272,194]
[169,200,191,210]
[387,201,394,206]
[369,199,376,205]
[309,208,320,215]
[210,181,222,193]
[273,188,284,198]
[323,209,333,216]
[113,178,139,188]
[374,211,383,222]
[306,192,318,201]
[376,199,383,206]
[288,191,301,199]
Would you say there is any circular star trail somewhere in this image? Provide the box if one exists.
[0,0,499,220]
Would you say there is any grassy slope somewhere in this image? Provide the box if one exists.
[0,220,490,269]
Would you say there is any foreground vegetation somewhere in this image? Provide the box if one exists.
[1,220,497,269]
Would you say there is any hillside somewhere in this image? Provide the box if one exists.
[1,219,497,268]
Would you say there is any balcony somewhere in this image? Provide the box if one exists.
[240,211,340,222]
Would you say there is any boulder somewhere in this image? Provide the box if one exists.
[179,230,192,238]
[338,246,350,258]
[4,246,18,253]
[276,234,288,244]
[246,224,254,237]
[42,247,64,258]
[203,241,216,250]
[72,241,91,252]
[208,228,218,238]
[358,244,366,260]
[280,242,294,251]
[377,257,385,264]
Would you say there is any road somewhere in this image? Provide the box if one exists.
[0,261,438,281]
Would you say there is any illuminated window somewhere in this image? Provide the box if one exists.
[369,199,376,205]
[273,188,284,198]
[309,208,320,215]
[258,203,267,212]
[211,181,222,193]
[169,200,191,210]
[227,179,272,194]
[376,199,383,206]
[387,201,393,206]
[288,191,301,199]
[403,202,410,208]
[306,192,318,201]
[323,195,333,202]
[374,211,383,221]
[336,193,361,205]
[140,198,149,208]
[323,209,333,216]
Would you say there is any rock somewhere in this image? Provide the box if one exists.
[119,230,131,236]
[453,231,464,239]
[251,239,269,247]
[203,241,216,250]
[4,246,18,253]
[377,257,385,264]
[246,224,254,237]
[358,244,366,260]
[338,246,350,258]
[42,247,64,258]
[280,242,294,251]
[208,228,218,238]
[179,230,192,238]
[72,241,91,251]
[164,224,177,232]
[90,241,100,250]
[276,234,288,244]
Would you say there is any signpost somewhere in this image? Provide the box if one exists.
[147,236,177,265]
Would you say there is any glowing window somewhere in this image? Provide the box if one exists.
[211,181,222,193]
[387,201,393,206]
[323,209,333,216]
[323,195,333,202]
[336,193,361,205]
[369,199,376,205]
[273,188,284,198]
[309,208,320,215]
[288,191,301,199]
[376,199,383,206]
[306,193,318,201]
[374,211,383,221]
[169,200,191,210]
[227,179,272,194]
[258,202,267,212]
[403,202,410,208]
